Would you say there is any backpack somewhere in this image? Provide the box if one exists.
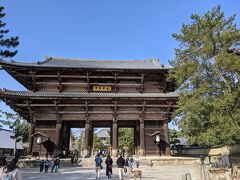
[95,157,101,166]
[45,160,49,166]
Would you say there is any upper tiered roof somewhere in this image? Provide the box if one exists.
[0,89,178,99]
[0,57,170,70]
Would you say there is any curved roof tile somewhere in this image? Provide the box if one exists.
[0,89,178,99]
[0,57,171,70]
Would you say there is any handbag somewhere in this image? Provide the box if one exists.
[100,165,103,169]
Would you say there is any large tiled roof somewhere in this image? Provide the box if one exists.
[0,57,170,70]
[96,129,110,138]
[0,89,178,99]
[0,129,23,149]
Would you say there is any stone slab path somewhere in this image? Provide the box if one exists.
[22,165,198,180]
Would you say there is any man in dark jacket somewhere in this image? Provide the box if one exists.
[116,155,125,180]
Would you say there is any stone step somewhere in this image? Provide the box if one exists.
[79,156,201,167]
[18,158,80,168]
[137,157,201,167]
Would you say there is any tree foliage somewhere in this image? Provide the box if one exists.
[169,129,180,146]
[93,133,104,152]
[118,128,134,155]
[77,130,85,152]
[170,5,240,146]
[0,6,19,58]
[0,112,29,142]
[0,5,19,128]
[14,122,29,142]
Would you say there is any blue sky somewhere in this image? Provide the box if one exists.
[0,0,239,129]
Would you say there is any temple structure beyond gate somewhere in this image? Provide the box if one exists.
[0,57,178,157]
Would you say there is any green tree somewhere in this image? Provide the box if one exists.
[93,133,104,152]
[2,113,29,142]
[170,5,240,146]
[169,129,180,146]
[77,130,85,152]
[0,6,19,58]
[0,5,19,127]
[14,121,29,142]
[118,128,134,155]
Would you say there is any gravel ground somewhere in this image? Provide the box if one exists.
[22,165,198,180]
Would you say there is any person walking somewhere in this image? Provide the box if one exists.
[1,158,22,180]
[0,156,7,179]
[95,153,102,180]
[44,158,50,173]
[51,158,55,173]
[116,155,125,180]
[128,158,134,173]
[54,157,60,173]
[39,160,44,173]
[105,154,113,179]
[124,156,129,174]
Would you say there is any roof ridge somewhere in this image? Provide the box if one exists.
[44,56,160,63]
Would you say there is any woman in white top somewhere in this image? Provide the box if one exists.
[1,158,22,180]
[0,157,7,179]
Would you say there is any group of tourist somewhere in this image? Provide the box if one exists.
[0,157,22,180]
[95,153,137,180]
[39,157,61,173]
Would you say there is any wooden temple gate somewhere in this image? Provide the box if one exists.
[0,57,178,157]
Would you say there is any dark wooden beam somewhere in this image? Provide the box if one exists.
[139,117,145,156]
[35,81,142,87]
[26,100,34,121]
[16,103,178,108]
[15,74,144,80]
[86,71,90,93]
[57,71,63,93]
[35,110,173,114]
[113,99,117,120]
[140,100,146,119]
[139,73,144,93]
[114,73,118,93]
[29,70,37,92]
[84,100,89,122]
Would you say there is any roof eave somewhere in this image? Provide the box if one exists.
[0,59,171,71]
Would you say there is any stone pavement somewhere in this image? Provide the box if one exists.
[22,165,198,180]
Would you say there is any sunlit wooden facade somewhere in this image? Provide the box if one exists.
[0,57,178,157]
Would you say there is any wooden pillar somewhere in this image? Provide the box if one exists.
[55,120,62,155]
[62,124,68,155]
[65,126,70,156]
[139,118,145,156]
[27,122,35,155]
[84,121,92,157]
[89,123,93,155]
[163,120,170,156]
[134,123,140,155]
[112,122,118,157]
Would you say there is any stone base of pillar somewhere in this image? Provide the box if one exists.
[165,147,171,156]
[139,149,145,156]
[112,149,117,157]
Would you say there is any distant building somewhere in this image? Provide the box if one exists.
[177,137,188,146]
[0,128,23,156]
[96,129,110,147]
